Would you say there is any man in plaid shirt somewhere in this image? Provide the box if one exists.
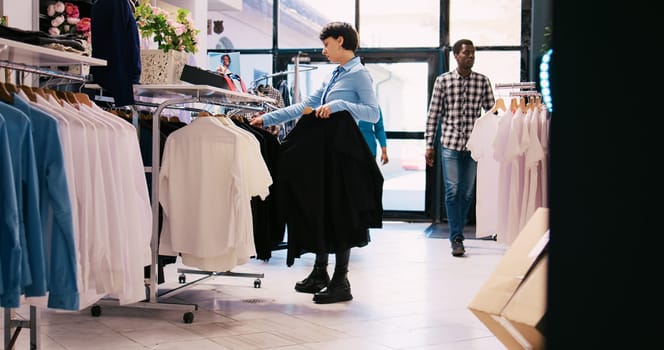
[424,39,495,257]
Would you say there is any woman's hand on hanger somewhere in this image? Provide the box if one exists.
[248,115,263,128]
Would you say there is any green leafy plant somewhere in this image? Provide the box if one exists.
[134,2,200,54]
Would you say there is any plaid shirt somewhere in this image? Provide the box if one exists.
[425,69,495,151]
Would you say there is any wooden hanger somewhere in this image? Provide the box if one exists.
[32,87,48,99]
[490,98,506,113]
[64,91,80,105]
[0,82,12,103]
[42,88,63,105]
[3,82,17,94]
[509,97,518,112]
[19,85,37,102]
[198,111,212,117]
[519,97,527,113]
[74,93,93,107]
[58,91,78,105]
[527,96,537,111]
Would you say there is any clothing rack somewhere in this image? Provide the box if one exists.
[0,37,106,350]
[130,84,278,322]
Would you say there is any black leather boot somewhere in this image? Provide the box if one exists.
[294,266,330,293]
[313,270,352,304]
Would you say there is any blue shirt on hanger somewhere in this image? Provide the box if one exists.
[0,101,46,302]
[0,113,21,307]
[13,94,79,311]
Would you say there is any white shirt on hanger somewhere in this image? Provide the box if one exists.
[159,116,272,272]
[466,110,501,237]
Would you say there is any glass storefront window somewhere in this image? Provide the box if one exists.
[450,0,521,46]
[447,50,521,93]
[278,0,355,49]
[360,0,439,48]
[207,0,273,50]
[281,61,429,131]
[280,60,430,212]
[381,139,426,212]
[365,62,429,132]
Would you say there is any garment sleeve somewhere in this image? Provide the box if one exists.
[261,86,325,127]
[374,111,387,148]
[328,69,380,123]
[0,118,21,307]
[43,124,79,310]
[425,75,445,148]
[21,121,47,298]
[482,76,495,112]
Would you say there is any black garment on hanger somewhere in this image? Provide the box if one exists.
[277,110,383,266]
[90,0,141,106]
[138,116,186,284]
[231,118,284,261]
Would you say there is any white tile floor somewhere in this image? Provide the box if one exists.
[3,222,508,350]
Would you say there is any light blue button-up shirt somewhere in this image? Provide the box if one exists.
[13,94,79,310]
[262,56,380,127]
[0,113,21,307]
[0,101,46,304]
[358,108,387,157]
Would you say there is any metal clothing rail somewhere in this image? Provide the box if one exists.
[510,91,542,96]
[495,81,537,90]
[0,60,91,82]
[249,64,318,89]
[1,37,106,350]
[130,84,278,323]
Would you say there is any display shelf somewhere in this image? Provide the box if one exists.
[134,84,277,104]
[0,37,106,67]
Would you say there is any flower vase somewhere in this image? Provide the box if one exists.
[139,49,189,85]
[140,35,157,50]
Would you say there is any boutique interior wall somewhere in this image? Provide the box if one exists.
[1,0,35,29]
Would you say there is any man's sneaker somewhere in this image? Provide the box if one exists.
[451,239,465,257]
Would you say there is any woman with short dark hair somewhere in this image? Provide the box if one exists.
[250,22,381,304]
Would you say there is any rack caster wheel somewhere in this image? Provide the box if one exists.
[90,305,102,317]
[183,312,194,324]
[253,279,261,288]
[178,273,186,284]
